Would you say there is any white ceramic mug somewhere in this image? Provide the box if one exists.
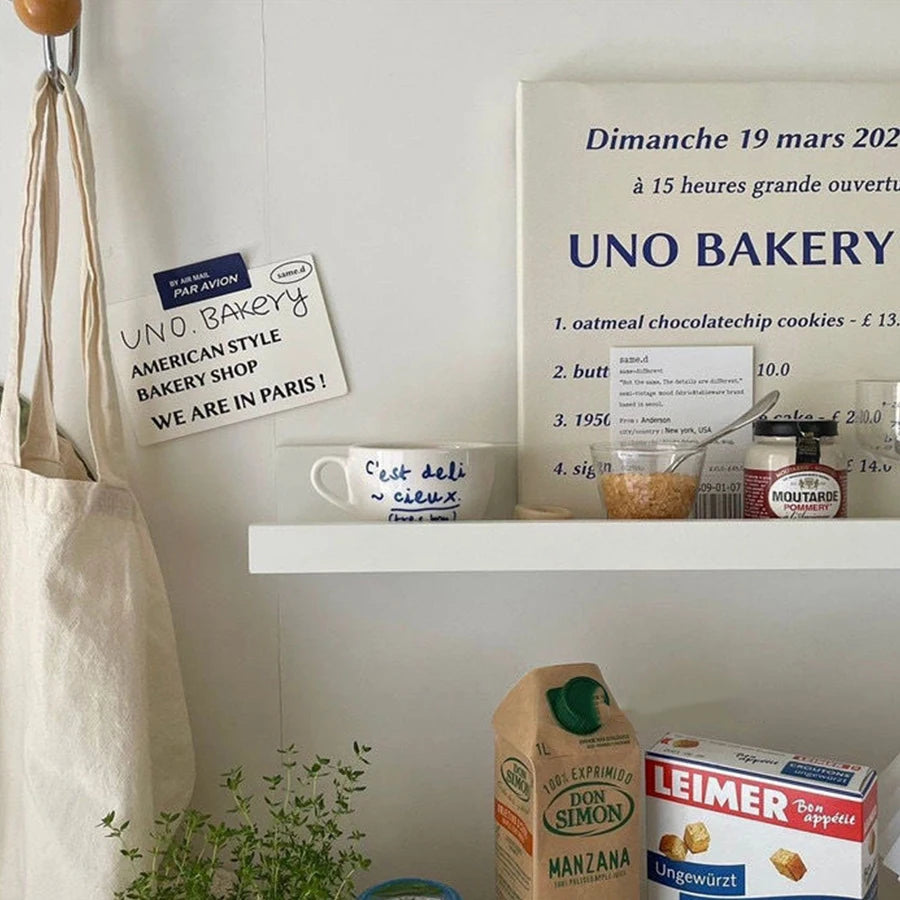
[310,443,496,521]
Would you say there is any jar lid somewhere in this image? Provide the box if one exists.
[358,878,462,899]
[753,419,838,438]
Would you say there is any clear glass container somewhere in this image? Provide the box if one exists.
[855,379,900,460]
[589,442,706,519]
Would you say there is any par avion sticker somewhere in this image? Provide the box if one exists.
[153,252,251,310]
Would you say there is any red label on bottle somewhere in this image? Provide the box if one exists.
[744,464,847,518]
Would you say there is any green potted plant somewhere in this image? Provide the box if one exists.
[102,743,371,899]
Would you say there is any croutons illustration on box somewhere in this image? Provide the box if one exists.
[683,822,710,854]
[658,834,687,861]
[770,849,807,882]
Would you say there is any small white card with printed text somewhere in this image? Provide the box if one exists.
[610,345,753,517]
[107,255,348,445]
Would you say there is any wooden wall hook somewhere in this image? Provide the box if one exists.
[13,0,81,37]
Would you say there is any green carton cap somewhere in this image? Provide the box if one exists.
[547,676,610,735]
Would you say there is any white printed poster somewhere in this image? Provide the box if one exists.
[517,81,899,517]
[108,255,347,444]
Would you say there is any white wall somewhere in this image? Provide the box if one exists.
[1,1,899,895]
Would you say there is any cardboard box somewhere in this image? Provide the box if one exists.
[493,663,641,899]
[646,733,878,899]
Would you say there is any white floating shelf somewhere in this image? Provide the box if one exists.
[248,519,900,574]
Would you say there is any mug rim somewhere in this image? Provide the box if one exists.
[348,442,495,451]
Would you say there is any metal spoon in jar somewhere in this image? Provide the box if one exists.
[665,390,781,473]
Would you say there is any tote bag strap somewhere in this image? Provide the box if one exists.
[0,76,54,468]
[0,76,128,485]
[57,75,128,486]
[20,82,64,472]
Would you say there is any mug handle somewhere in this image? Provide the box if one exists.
[310,455,355,513]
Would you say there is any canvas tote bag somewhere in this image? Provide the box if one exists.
[0,74,195,898]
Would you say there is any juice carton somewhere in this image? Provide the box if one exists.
[494,663,641,899]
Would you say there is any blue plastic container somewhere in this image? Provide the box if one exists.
[358,877,462,899]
